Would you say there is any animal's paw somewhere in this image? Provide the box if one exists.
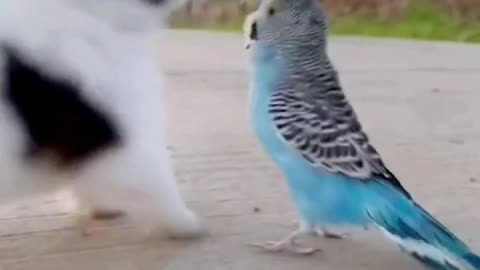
[73,208,125,237]
[165,210,207,240]
[91,209,125,220]
[73,212,94,237]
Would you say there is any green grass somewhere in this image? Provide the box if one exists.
[330,1,480,43]
[171,1,480,43]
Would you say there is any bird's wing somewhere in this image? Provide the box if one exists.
[269,68,410,196]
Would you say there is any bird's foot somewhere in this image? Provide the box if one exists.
[249,240,320,255]
[91,209,125,220]
[249,229,321,255]
[315,227,348,240]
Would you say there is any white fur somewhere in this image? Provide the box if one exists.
[0,0,204,238]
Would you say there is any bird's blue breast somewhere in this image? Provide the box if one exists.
[249,43,300,172]
[249,43,376,226]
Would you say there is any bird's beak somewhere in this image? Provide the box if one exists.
[243,9,258,51]
[245,21,257,50]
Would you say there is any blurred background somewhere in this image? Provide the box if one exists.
[171,0,480,43]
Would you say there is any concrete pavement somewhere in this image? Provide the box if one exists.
[0,30,480,270]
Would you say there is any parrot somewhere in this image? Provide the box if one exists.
[242,0,480,269]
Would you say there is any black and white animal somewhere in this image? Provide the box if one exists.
[0,0,204,238]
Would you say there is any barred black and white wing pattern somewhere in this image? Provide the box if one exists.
[268,68,408,194]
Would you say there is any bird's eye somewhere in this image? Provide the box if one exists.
[268,8,275,16]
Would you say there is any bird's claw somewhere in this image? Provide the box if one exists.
[322,231,347,239]
[249,241,321,255]
[315,228,348,240]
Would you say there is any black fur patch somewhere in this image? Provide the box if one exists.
[2,47,120,168]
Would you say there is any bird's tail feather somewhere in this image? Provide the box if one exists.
[366,184,480,270]
[464,254,480,269]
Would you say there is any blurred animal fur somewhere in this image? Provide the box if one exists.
[0,0,205,238]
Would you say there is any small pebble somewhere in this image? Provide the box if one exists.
[253,207,261,213]
[432,88,440,93]
[470,178,478,183]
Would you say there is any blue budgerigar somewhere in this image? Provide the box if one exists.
[243,0,480,269]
